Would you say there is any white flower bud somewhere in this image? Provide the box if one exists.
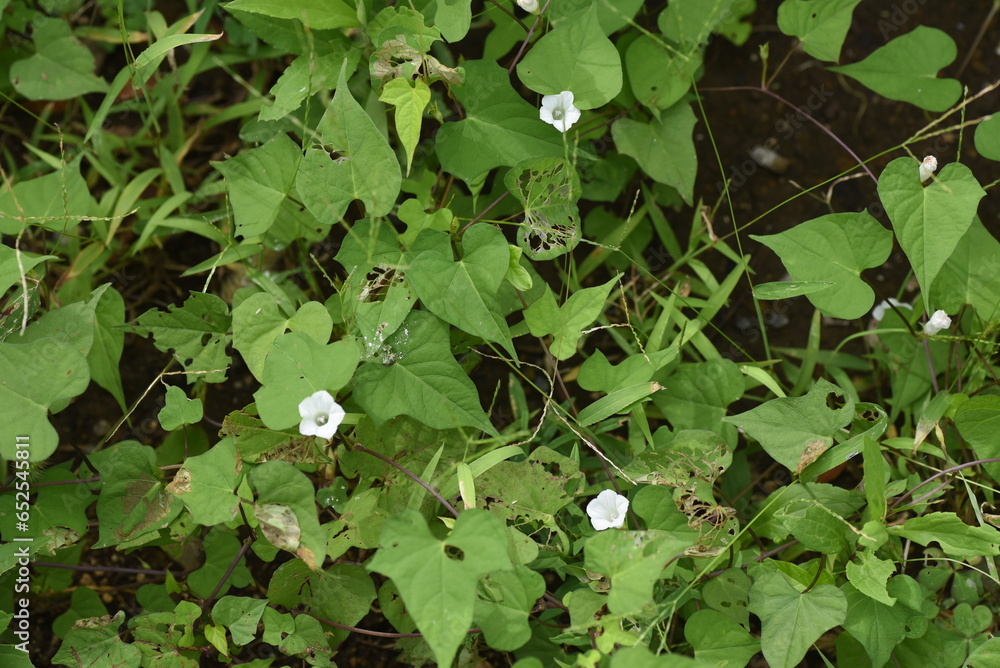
[517,0,540,14]
[919,155,938,183]
[923,310,952,335]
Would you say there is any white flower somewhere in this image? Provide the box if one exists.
[923,310,952,335]
[298,390,345,439]
[919,155,938,183]
[586,490,629,531]
[540,91,581,133]
[871,298,911,322]
[516,0,540,13]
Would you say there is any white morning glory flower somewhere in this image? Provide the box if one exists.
[919,155,938,183]
[540,91,581,133]
[298,390,345,439]
[871,298,911,323]
[923,310,952,335]
[517,0,540,13]
[586,490,629,531]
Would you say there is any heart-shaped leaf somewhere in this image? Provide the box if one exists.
[877,157,986,300]
[777,0,863,62]
[751,212,892,319]
[830,26,961,111]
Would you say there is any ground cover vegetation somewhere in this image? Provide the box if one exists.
[1,0,1000,665]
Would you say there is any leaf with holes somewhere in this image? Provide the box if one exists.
[295,64,401,223]
[505,157,582,261]
[367,509,512,666]
[723,378,855,473]
[130,292,232,383]
[877,157,985,300]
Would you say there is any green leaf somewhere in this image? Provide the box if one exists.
[295,65,401,223]
[877,157,986,300]
[516,5,622,109]
[0,338,89,461]
[213,133,301,238]
[251,462,328,569]
[367,509,512,666]
[577,381,661,426]
[91,285,126,412]
[0,157,97,235]
[406,224,515,356]
[91,442,184,549]
[701,568,752,627]
[212,597,268,646]
[547,0,645,35]
[436,60,567,181]
[584,530,691,615]
[777,0,862,62]
[253,332,358,431]
[752,280,835,300]
[0,244,55,298]
[954,396,1000,485]
[10,20,107,100]
[51,611,140,668]
[352,310,499,436]
[750,212,892,319]
[379,78,431,176]
[626,35,702,112]
[974,113,1000,161]
[18,284,109,362]
[840,582,911,668]
[233,292,333,383]
[749,571,847,668]
[932,218,1000,320]
[685,609,760,667]
[434,0,472,42]
[310,564,378,645]
[723,378,854,473]
[158,385,204,431]
[612,102,698,205]
[776,499,850,554]
[659,0,740,45]
[473,566,546,651]
[53,587,109,640]
[260,46,351,122]
[167,438,241,526]
[506,157,582,261]
[652,359,744,444]
[524,275,619,360]
[846,550,896,606]
[189,527,253,598]
[887,512,1000,557]
[131,292,232,383]
[223,0,358,29]
[830,26,961,111]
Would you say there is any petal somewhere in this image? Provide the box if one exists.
[298,417,320,436]
[591,516,613,531]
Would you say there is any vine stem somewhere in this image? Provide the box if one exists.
[702,85,877,184]
[889,457,1000,510]
[351,444,460,517]
[507,0,552,74]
